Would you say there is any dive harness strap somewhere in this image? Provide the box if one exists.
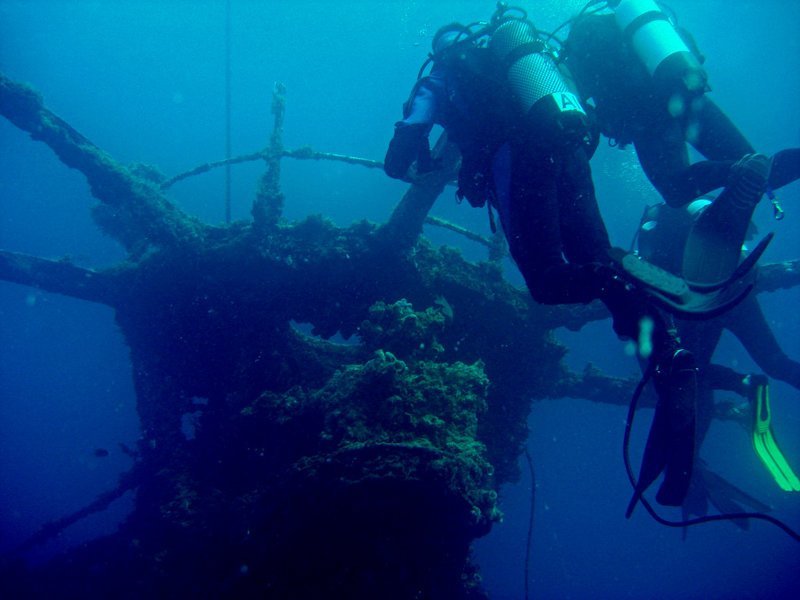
[750,375,800,492]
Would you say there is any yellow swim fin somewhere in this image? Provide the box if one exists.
[750,375,800,492]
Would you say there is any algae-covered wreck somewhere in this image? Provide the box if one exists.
[1,74,797,598]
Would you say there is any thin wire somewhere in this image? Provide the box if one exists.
[623,365,800,543]
[224,0,232,224]
[524,449,536,600]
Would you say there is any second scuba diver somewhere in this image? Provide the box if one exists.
[559,0,800,523]
[637,200,800,527]
[563,0,800,286]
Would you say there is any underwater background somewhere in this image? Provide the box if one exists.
[0,0,798,598]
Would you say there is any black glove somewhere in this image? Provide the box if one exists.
[384,123,430,180]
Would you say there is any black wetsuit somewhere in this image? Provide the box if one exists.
[387,41,698,507]
[386,49,660,332]
[565,13,800,207]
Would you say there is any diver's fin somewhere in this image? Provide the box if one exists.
[626,399,670,518]
[681,461,769,534]
[701,465,772,516]
[751,376,800,492]
[682,153,771,286]
[686,232,774,294]
[681,471,709,540]
[614,249,688,301]
[627,349,696,516]
[654,349,696,507]
[609,248,755,320]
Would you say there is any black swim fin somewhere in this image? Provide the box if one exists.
[609,248,755,321]
[681,467,709,532]
[682,461,772,533]
[627,349,697,516]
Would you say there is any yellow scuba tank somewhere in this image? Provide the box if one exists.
[488,18,587,143]
[610,0,707,96]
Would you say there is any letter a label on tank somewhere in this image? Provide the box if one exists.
[555,92,586,114]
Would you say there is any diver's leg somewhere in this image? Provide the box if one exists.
[726,294,800,391]
[558,145,613,264]
[634,98,758,206]
[492,143,605,305]
[690,97,755,160]
[703,363,749,396]
[692,102,800,191]
[633,117,704,207]
[633,111,728,206]
[769,147,800,190]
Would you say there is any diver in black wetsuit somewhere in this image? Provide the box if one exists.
[636,199,800,516]
[561,0,800,429]
[639,200,800,428]
[385,5,711,511]
[563,4,800,209]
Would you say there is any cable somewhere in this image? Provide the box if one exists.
[623,363,800,543]
[524,448,536,600]
[224,0,232,223]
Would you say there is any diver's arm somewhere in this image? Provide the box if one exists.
[384,76,442,180]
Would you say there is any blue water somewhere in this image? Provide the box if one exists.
[1,1,799,597]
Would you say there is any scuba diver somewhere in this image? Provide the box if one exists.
[384,3,758,516]
[563,0,800,206]
[636,199,800,527]
[562,0,800,285]
[561,0,800,498]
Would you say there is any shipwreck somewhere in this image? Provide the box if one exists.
[1,74,797,599]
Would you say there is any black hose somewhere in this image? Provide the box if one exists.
[623,363,800,543]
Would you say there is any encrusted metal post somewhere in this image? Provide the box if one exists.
[252,81,286,229]
[488,229,507,263]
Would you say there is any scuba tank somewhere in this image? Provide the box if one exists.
[609,0,707,97]
[488,18,587,143]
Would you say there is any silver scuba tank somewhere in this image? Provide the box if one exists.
[612,0,707,95]
[489,19,587,141]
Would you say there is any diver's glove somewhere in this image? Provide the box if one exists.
[384,123,431,180]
